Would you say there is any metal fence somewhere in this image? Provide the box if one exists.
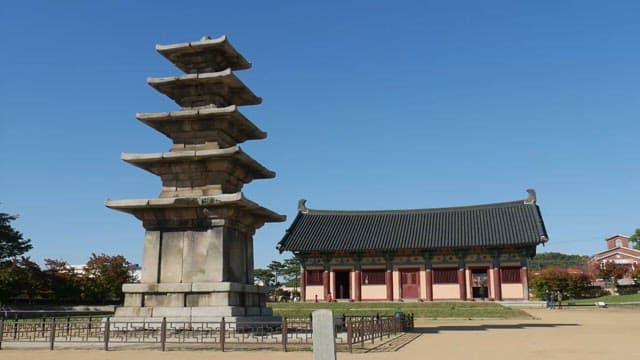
[0,314,414,352]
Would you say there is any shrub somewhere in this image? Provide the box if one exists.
[530,268,596,300]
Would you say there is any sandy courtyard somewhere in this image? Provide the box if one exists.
[2,308,638,360]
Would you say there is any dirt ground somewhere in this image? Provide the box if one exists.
[2,307,639,360]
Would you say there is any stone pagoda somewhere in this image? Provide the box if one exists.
[106,35,285,322]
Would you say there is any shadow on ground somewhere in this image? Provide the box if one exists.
[364,323,580,353]
[412,323,580,334]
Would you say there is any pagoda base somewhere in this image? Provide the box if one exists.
[115,281,276,322]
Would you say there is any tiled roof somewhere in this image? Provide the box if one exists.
[278,197,548,253]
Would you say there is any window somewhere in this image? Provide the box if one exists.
[433,268,458,284]
[501,267,522,283]
[362,269,386,285]
[306,270,323,285]
[615,239,623,247]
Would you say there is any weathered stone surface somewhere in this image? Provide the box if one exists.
[124,293,143,307]
[152,307,192,318]
[155,35,252,74]
[312,309,337,360]
[157,283,191,293]
[114,307,153,318]
[159,232,184,283]
[141,231,161,283]
[190,306,246,317]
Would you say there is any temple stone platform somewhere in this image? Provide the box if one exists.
[116,282,276,322]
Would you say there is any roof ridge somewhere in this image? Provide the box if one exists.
[304,199,530,215]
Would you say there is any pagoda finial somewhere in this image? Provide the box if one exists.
[525,189,537,204]
[298,199,309,214]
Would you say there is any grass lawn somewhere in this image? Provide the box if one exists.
[569,293,640,305]
[268,301,530,319]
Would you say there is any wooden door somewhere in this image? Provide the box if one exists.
[401,270,419,299]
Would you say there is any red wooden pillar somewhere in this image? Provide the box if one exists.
[385,270,393,301]
[493,266,502,301]
[300,269,306,302]
[457,267,466,300]
[354,270,362,302]
[322,270,330,300]
[424,269,433,301]
[520,266,529,300]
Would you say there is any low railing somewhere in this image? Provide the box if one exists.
[0,314,414,352]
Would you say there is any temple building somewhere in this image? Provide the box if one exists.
[278,190,548,302]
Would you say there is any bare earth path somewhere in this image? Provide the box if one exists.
[2,308,639,360]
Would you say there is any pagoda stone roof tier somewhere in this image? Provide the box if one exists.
[122,146,274,195]
[148,69,260,108]
[136,105,266,148]
[156,35,251,74]
[105,193,286,232]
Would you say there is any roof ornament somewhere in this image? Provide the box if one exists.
[525,188,537,205]
[200,35,212,41]
[298,199,309,214]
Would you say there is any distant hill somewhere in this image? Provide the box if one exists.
[528,252,590,270]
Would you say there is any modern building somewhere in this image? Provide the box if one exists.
[278,190,548,302]
[589,234,640,279]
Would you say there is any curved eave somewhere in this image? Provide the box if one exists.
[105,192,285,223]
[121,146,275,179]
[277,197,548,253]
[147,69,261,107]
[156,35,251,72]
[135,105,267,140]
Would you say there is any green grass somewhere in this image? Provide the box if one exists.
[570,293,640,305]
[268,301,530,319]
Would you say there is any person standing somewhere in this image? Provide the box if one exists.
[544,291,551,309]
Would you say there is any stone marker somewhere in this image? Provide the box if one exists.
[312,309,337,360]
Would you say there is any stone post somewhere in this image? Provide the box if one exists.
[312,309,337,360]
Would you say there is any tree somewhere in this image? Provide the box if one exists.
[267,260,285,287]
[81,253,135,304]
[282,257,301,289]
[44,258,82,303]
[0,212,32,261]
[629,228,640,250]
[527,252,589,271]
[0,257,49,303]
[254,268,275,287]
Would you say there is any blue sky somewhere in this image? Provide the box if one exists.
[1,1,638,268]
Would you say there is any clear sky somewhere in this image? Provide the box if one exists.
[1,1,638,269]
